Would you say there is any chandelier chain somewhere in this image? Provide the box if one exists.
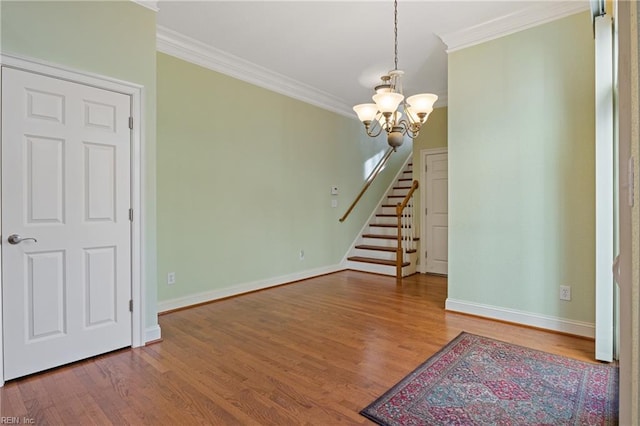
[394,0,398,70]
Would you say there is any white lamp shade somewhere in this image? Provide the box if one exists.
[353,103,379,122]
[372,92,404,113]
[406,93,438,114]
[406,106,432,123]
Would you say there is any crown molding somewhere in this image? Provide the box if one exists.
[156,26,354,118]
[130,1,158,12]
[438,2,590,53]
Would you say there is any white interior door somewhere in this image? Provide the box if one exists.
[1,67,132,380]
[423,151,448,275]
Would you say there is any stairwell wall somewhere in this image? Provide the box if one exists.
[156,53,411,309]
[447,11,596,333]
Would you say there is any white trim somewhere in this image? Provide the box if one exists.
[445,298,595,338]
[156,26,354,118]
[0,67,4,387]
[145,325,162,343]
[0,53,156,385]
[130,1,159,12]
[594,14,615,362]
[339,151,413,268]
[418,147,448,274]
[158,264,343,313]
[438,2,590,53]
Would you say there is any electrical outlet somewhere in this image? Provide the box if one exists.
[299,250,305,260]
[167,272,176,285]
[559,285,571,301]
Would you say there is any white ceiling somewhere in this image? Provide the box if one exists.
[155,1,590,116]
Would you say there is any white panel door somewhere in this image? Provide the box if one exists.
[425,152,448,275]
[1,67,132,380]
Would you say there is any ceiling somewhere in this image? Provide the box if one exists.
[155,1,589,116]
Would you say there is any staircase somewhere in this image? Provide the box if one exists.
[345,161,419,277]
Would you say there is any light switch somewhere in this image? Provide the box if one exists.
[331,199,338,208]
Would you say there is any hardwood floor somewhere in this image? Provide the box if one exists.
[0,271,596,425]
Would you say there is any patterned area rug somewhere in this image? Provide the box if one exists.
[361,332,618,425]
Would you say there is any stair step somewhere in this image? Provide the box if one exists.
[347,256,410,267]
[363,233,420,241]
[376,214,397,217]
[399,178,412,181]
[393,186,412,190]
[370,223,411,228]
[355,244,396,252]
[387,195,406,199]
[362,234,397,240]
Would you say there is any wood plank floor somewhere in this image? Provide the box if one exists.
[0,271,597,425]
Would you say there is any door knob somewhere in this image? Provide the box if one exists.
[7,234,38,245]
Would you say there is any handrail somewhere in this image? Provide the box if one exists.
[339,147,395,222]
[396,180,419,285]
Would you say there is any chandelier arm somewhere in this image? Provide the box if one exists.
[395,119,411,135]
[365,120,385,138]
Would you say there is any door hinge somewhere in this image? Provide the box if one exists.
[425,250,428,258]
[129,116,133,129]
[129,299,133,312]
[129,208,133,222]
[425,208,428,215]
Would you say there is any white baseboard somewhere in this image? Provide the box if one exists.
[158,264,344,313]
[144,325,162,344]
[445,298,595,338]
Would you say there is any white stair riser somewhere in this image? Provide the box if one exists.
[361,237,397,247]
[380,206,399,215]
[391,188,410,196]
[352,248,397,260]
[373,216,399,226]
[368,226,414,236]
[345,260,417,277]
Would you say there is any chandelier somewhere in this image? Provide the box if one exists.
[353,0,438,150]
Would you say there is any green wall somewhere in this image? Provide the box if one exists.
[411,106,448,237]
[157,53,410,304]
[448,12,595,323]
[413,106,448,157]
[1,1,159,331]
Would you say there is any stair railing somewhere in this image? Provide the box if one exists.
[339,147,395,222]
[396,180,419,285]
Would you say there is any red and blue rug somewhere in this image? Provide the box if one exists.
[361,332,618,425]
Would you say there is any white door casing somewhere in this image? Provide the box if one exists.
[0,53,148,385]
[421,149,448,275]
[594,13,615,363]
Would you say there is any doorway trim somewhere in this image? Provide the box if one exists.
[419,147,448,274]
[0,52,146,385]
